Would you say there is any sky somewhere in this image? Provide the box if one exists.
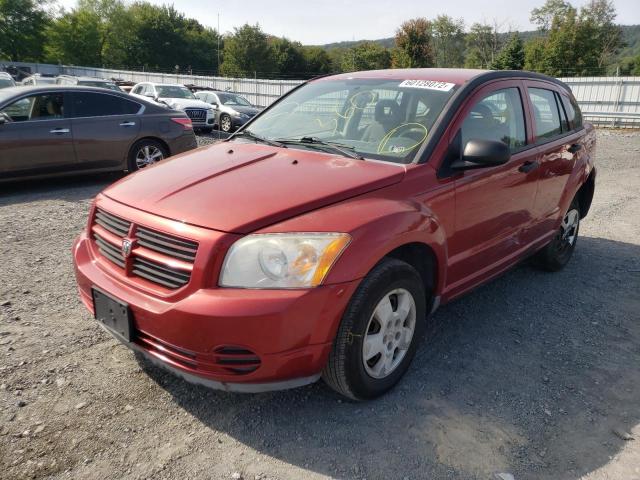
[57,0,640,45]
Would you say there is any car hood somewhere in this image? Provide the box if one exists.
[159,98,211,110]
[103,142,405,233]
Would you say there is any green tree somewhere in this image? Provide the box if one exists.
[220,24,277,77]
[580,0,623,69]
[395,18,434,68]
[431,15,465,67]
[301,46,334,76]
[45,7,103,65]
[0,0,50,61]
[271,37,307,76]
[341,42,391,72]
[465,22,502,68]
[492,33,525,69]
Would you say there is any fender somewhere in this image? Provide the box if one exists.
[259,194,449,297]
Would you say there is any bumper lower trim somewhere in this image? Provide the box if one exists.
[99,323,322,393]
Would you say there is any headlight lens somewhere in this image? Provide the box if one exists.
[220,233,351,289]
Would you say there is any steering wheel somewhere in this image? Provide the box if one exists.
[377,123,428,155]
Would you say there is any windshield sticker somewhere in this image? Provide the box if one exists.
[398,80,455,91]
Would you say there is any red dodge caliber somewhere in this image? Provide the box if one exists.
[73,69,596,400]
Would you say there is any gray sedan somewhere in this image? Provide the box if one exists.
[0,86,197,182]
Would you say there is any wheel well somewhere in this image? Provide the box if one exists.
[576,171,595,219]
[130,137,171,158]
[384,242,437,301]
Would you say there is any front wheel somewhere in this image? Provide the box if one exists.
[219,113,232,132]
[533,200,581,271]
[322,258,427,400]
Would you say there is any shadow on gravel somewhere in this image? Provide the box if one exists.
[140,236,640,480]
[0,172,123,206]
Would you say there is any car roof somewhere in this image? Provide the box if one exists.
[315,68,569,90]
[0,72,12,78]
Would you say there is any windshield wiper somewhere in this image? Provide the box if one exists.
[277,137,364,160]
[232,130,287,148]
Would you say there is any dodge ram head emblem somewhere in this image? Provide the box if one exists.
[122,239,133,258]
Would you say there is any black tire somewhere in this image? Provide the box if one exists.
[322,258,427,400]
[219,113,232,132]
[127,139,168,172]
[533,199,581,271]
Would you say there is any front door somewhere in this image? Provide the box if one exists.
[0,92,76,178]
[444,81,540,297]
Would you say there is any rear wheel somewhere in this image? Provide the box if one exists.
[533,199,581,271]
[127,139,168,172]
[322,258,427,400]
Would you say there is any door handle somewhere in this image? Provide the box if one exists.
[119,121,136,127]
[49,128,70,134]
[519,160,539,173]
[567,143,582,154]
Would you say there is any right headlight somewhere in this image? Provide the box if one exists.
[219,233,351,289]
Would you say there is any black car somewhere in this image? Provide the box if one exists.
[0,86,197,182]
[194,91,262,133]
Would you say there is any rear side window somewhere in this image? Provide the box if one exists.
[461,87,526,152]
[560,94,583,130]
[528,88,562,141]
[71,92,141,117]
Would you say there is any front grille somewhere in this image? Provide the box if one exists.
[91,208,198,290]
[184,108,206,122]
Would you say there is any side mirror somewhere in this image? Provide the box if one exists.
[0,113,9,125]
[451,139,511,170]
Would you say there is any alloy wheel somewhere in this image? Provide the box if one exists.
[135,145,164,169]
[362,288,417,379]
[221,115,232,132]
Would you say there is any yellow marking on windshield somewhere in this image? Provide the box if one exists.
[377,123,428,155]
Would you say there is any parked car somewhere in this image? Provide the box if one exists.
[21,74,57,86]
[0,72,16,89]
[0,86,197,182]
[195,90,262,132]
[56,75,122,92]
[130,82,215,132]
[73,69,596,400]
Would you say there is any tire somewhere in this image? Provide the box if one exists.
[533,199,581,271]
[127,139,168,172]
[219,113,232,133]
[322,258,427,400]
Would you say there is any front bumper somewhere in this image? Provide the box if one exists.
[73,228,359,392]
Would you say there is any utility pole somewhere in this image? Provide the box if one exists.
[217,13,221,77]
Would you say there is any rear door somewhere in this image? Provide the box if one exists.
[524,82,583,233]
[0,91,76,177]
[444,80,540,294]
[68,91,142,169]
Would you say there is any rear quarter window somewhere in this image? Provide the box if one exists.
[560,94,583,130]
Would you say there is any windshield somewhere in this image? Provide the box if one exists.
[156,85,196,99]
[243,78,457,164]
[79,80,121,92]
[219,93,252,107]
[0,78,14,88]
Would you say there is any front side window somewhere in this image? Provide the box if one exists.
[71,92,140,117]
[0,93,64,122]
[155,85,196,99]
[219,93,252,107]
[461,87,526,152]
[243,78,457,164]
[529,88,562,141]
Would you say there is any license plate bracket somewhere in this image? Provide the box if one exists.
[92,288,133,343]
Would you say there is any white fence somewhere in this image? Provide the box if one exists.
[3,61,639,127]
[560,76,640,128]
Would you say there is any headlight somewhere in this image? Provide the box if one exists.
[220,233,351,289]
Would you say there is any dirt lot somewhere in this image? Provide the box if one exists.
[1,131,639,480]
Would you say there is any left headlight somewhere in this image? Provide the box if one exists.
[220,233,351,289]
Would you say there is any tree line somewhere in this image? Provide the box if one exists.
[0,0,637,78]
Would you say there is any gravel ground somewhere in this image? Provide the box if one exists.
[0,131,639,480]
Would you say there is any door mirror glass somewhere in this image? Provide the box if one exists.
[451,138,511,170]
[0,113,8,124]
